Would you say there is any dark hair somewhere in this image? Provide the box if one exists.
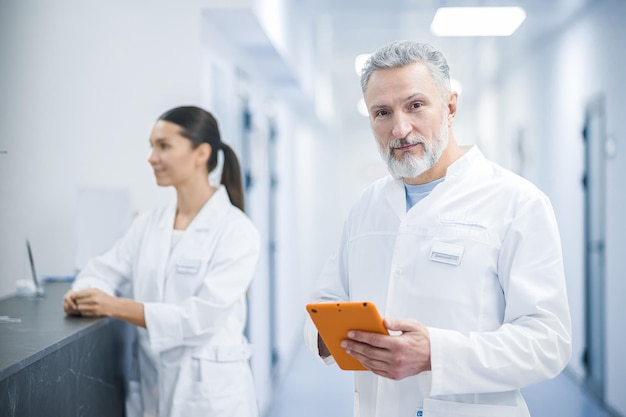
[157,106,245,212]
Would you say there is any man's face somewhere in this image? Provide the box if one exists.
[364,63,449,181]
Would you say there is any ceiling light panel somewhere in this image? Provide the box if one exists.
[431,7,526,37]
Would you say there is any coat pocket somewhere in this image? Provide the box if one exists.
[193,343,254,362]
[171,347,257,415]
[189,345,254,400]
[423,398,523,417]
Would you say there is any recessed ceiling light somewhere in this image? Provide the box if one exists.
[451,79,463,96]
[354,54,371,76]
[357,98,369,117]
[431,7,526,37]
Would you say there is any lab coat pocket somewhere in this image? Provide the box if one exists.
[423,398,522,417]
[172,347,256,415]
[197,346,254,397]
[200,359,255,414]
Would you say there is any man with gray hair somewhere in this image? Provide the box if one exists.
[305,40,571,416]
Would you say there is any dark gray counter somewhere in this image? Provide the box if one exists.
[0,282,129,416]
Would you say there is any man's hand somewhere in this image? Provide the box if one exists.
[318,334,331,358]
[70,288,117,317]
[341,318,431,380]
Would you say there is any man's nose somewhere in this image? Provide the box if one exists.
[391,113,412,139]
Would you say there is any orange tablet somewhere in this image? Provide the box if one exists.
[306,301,388,371]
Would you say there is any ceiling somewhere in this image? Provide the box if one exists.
[206,0,596,130]
[308,0,595,125]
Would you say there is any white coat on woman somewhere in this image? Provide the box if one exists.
[73,185,260,417]
[305,146,571,417]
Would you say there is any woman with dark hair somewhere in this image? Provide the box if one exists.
[63,106,260,416]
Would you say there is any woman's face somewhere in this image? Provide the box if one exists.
[148,120,209,187]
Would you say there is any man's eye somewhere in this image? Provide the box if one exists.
[376,110,389,117]
[412,102,423,109]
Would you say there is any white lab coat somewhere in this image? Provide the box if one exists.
[305,146,572,417]
[73,186,260,417]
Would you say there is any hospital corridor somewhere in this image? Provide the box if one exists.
[1,0,626,416]
[266,340,613,417]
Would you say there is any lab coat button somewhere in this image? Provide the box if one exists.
[395,268,404,277]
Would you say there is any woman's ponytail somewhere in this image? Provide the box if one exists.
[220,143,245,212]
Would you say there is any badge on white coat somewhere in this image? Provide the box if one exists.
[175,258,201,275]
[429,241,464,266]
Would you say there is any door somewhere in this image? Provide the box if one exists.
[581,94,606,401]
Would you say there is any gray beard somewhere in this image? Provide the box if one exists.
[378,115,449,179]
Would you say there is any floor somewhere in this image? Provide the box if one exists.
[266,341,615,417]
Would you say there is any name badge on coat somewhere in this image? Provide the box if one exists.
[175,258,201,275]
[429,241,464,266]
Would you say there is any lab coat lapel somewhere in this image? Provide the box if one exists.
[166,186,228,261]
[384,178,406,220]
[186,187,226,232]
[154,203,176,300]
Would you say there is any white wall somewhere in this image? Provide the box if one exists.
[0,0,209,298]
[490,1,626,414]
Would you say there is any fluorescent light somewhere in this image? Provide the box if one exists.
[354,54,371,76]
[431,7,526,37]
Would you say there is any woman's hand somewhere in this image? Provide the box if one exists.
[63,290,82,316]
[71,288,118,317]
[63,288,146,328]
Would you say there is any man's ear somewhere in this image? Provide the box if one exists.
[447,91,458,124]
